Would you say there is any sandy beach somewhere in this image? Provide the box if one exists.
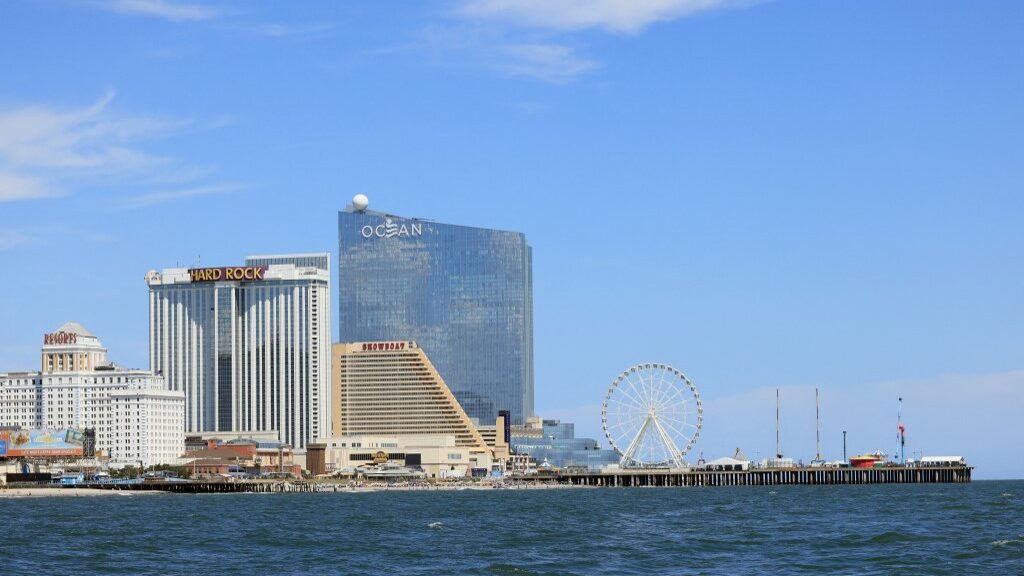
[0,487,158,498]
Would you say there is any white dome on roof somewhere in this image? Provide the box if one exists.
[352,194,369,212]
[53,321,96,338]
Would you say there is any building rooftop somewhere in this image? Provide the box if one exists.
[53,321,96,338]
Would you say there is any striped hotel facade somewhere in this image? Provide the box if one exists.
[145,253,331,450]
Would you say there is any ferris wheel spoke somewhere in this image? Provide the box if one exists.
[616,375,648,410]
[632,369,653,410]
[646,368,667,412]
[642,368,660,410]
[606,410,643,435]
[615,379,649,412]
[607,394,647,425]
[655,377,688,413]
[605,410,645,444]
[658,416,693,447]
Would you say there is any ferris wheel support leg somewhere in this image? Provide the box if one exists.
[620,415,654,467]
[650,413,686,469]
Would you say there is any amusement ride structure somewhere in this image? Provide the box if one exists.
[601,363,703,469]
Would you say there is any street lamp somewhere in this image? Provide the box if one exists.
[842,431,847,462]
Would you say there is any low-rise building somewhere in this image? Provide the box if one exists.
[308,434,493,479]
[0,322,184,468]
[182,436,299,476]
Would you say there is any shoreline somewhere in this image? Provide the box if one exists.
[0,482,589,497]
[0,487,167,498]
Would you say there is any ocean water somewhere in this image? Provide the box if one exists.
[3,481,1023,575]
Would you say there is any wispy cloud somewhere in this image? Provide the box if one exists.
[0,92,231,206]
[0,91,180,174]
[97,0,218,22]
[0,230,30,251]
[0,225,117,251]
[122,183,241,209]
[447,0,759,84]
[0,171,57,202]
[246,22,334,40]
[88,1,335,43]
[497,43,600,83]
[459,0,751,34]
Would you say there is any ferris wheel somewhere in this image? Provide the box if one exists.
[602,363,703,469]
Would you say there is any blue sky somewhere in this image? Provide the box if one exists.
[1,1,1022,478]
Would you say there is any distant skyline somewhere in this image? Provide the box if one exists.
[1,1,1021,478]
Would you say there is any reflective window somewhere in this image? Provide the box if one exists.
[338,212,534,425]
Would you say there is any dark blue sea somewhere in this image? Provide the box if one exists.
[3,481,1023,575]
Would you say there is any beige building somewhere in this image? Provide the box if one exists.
[332,342,490,453]
[309,434,493,479]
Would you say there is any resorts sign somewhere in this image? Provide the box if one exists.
[360,218,422,239]
[43,331,78,345]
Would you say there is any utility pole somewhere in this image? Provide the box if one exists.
[843,430,847,462]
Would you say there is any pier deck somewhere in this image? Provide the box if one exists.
[555,466,972,487]
[25,466,971,493]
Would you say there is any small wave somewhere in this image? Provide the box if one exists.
[991,537,1024,547]
[428,521,443,530]
[487,563,539,575]
[867,531,923,544]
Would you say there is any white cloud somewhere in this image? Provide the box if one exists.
[460,0,749,33]
[122,183,240,209]
[0,92,230,205]
[0,171,57,202]
[498,43,600,83]
[0,91,173,171]
[99,0,218,22]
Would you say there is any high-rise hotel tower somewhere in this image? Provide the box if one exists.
[145,254,331,449]
[338,196,533,426]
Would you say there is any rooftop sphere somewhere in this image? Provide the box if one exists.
[352,194,369,212]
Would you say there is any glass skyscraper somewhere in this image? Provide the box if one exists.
[338,207,533,425]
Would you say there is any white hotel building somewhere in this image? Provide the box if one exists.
[0,322,185,468]
[146,253,331,450]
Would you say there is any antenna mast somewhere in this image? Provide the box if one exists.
[815,387,822,462]
[897,397,906,464]
[775,389,782,459]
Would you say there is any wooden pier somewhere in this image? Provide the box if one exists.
[555,466,972,487]
[59,466,971,493]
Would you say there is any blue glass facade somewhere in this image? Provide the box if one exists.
[511,420,620,471]
[338,210,534,425]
